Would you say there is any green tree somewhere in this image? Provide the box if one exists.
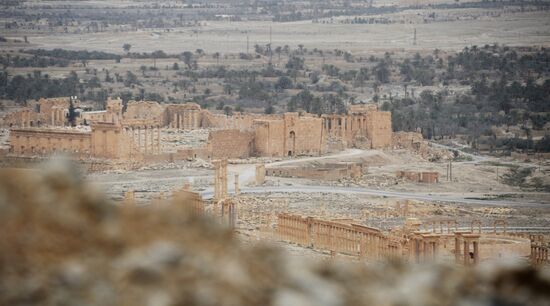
[275,76,293,90]
[287,99,297,112]
[264,102,274,114]
[122,43,132,54]
[223,105,233,116]
[67,98,77,127]
[374,61,390,83]
[181,51,195,69]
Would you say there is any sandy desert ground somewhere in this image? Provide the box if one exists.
[7,11,549,55]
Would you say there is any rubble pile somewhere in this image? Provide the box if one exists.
[139,158,214,171]
[1,162,549,306]
[161,128,210,152]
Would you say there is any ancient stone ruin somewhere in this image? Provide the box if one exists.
[1,97,393,165]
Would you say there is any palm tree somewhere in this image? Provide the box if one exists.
[181,51,194,69]
[275,46,282,63]
[213,52,220,65]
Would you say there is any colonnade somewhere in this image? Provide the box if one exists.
[277,214,310,246]
[454,232,480,265]
[422,219,458,234]
[277,214,398,259]
[170,110,200,129]
[322,114,367,139]
[126,125,161,155]
[16,110,36,127]
[531,243,549,266]
[51,108,66,126]
[172,187,205,216]
[411,233,441,263]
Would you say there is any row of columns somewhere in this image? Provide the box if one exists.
[171,110,200,129]
[531,243,549,266]
[455,233,480,265]
[51,108,66,126]
[311,221,358,255]
[423,219,508,235]
[411,234,441,263]
[172,186,205,216]
[277,214,310,246]
[422,220,458,234]
[277,214,396,260]
[323,115,367,138]
[128,126,161,155]
[17,110,36,127]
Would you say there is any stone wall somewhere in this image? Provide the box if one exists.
[207,129,255,159]
[38,97,72,126]
[0,108,41,128]
[322,107,392,150]
[366,111,392,149]
[202,112,261,130]
[9,128,92,158]
[3,98,397,161]
[254,113,324,157]
[267,162,364,181]
[9,123,136,160]
[392,131,424,150]
[396,171,439,183]
[90,123,133,159]
[164,103,202,129]
[253,119,285,157]
[124,100,165,125]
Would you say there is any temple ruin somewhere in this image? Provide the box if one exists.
[2,97,393,164]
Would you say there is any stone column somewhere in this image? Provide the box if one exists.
[150,126,154,154]
[234,174,240,195]
[137,127,141,153]
[454,234,462,263]
[143,126,149,154]
[473,240,479,264]
[157,126,161,154]
[463,240,470,265]
[123,190,135,206]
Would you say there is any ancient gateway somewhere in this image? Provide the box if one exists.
[3,97,392,161]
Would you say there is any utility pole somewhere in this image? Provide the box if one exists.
[449,161,453,182]
[246,34,249,54]
[413,28,417,46]
[496,166,499,183]
[269,25,273,64]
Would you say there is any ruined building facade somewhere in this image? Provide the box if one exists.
[3,97,393,161]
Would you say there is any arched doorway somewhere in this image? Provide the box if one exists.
[288,131,296,156]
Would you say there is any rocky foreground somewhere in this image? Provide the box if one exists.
[0,161,549,306]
